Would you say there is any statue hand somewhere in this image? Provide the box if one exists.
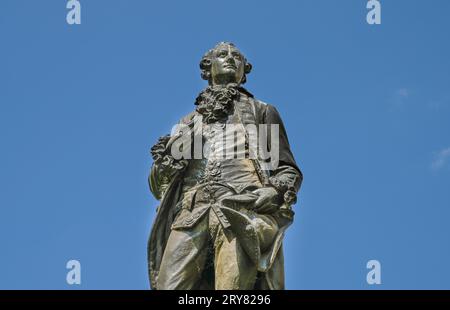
[157,156,188,179]
[252,187,280,214]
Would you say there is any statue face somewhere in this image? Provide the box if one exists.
[210,44,245,86]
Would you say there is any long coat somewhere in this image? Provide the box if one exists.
[147,89,302,289]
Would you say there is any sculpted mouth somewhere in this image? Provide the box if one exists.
[224,64,236,69]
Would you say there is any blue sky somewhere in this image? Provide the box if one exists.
[1,0,449,289]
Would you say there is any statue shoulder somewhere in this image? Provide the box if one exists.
[249,97,278,118]
[248,98,288,126]
[178,111,197,125]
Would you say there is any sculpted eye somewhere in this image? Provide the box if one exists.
[217,51,227,58]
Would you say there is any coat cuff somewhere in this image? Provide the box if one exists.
[268,176,298,206]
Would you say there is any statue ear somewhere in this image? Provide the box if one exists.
[244,62,252,74]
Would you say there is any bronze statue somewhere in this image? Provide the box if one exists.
[148,42,302,290]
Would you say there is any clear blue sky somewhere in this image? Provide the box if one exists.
[1,0,449,289]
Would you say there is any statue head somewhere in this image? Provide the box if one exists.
[200,42,252,86]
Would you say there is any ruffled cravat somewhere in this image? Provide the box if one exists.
[195,83,240,124]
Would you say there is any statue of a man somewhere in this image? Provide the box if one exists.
[148,42,302,290]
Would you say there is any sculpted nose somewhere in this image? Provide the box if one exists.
[226,55,235,64]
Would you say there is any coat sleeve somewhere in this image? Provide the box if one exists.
[149,164,168,201]
[148,112,196,201]
[263,104,303,206]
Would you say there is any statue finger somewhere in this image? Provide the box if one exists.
[254,196,265,208]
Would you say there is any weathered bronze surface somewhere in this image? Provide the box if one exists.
[148,42,302,290]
